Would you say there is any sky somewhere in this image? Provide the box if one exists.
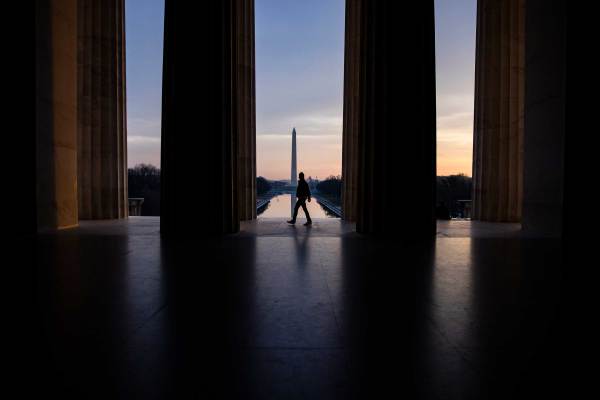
[125,0,164,167]
[126,0,476,178]
[434,0,477,176]
[255,0,345,180]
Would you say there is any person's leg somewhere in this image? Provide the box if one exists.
[288,200,301,223]
[302,201,312,223]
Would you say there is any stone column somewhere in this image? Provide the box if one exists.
[234,0,257,221]
[351,0,437,236]
[77,0,128,220]
[35,0,79,230]
[161,1,244,235]
[341,0,361,223]
[472,0,525,222]
[522,0,566,236]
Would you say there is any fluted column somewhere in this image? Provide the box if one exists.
[352,0,437,236]
[472,0,524,222]
[235,0,257,221]
[161,0,245,235]
[341,0,361,222]
[77,0,128,220]
[35,0,79,230]
[522,0,566,235]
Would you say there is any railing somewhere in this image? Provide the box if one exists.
[455,199,472,219]
[128,198,144,216]
[316,197,342,218]
[256,198,270,212]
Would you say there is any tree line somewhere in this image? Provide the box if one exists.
[436,174,472,217]
[128,166,275,215]
[316,175,342,201]
[256,176,272,195]
[128,166,472,218]
[128,164,160,216]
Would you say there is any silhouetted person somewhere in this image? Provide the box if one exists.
[435,201,451,220]
[288,172,312,226]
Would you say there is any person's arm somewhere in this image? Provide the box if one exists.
[307,183,312,202]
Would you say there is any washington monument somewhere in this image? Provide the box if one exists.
[287,126,312,225]
[290,127,297,186]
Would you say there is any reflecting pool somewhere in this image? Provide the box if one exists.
[257,194,338,219]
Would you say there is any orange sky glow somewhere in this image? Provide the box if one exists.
[254,0,475,181]
[125,0,476,179]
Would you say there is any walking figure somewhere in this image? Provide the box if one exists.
[287,172,312,226]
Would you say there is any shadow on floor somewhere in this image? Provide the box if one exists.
[31,218,570,399]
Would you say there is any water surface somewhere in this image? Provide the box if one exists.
[258,194,337,219]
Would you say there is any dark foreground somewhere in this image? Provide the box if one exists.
[29,218,573,399]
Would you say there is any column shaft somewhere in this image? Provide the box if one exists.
[36,0,79,230]
[352,0,437,236]
[341,0,361,222]
[161,0,244,235]
[77,0,128,220]
[472,0,524,222]
[235,0,257,221]
[522,0,566,235]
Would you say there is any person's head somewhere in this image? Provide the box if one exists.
[299,172,305,180]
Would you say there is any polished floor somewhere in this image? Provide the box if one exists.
[32,217,569,399]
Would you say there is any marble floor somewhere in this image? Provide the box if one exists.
[31,217,570,399]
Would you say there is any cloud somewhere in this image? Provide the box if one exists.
[127,135,161,144]
[128,116,161,130]
[127,117,162,167]
[257,109,342,136]
[437,110,472,128]
[437,93,474,115]
[436,92,473,175]
[127,117,161,147]
[259,133,340,140]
